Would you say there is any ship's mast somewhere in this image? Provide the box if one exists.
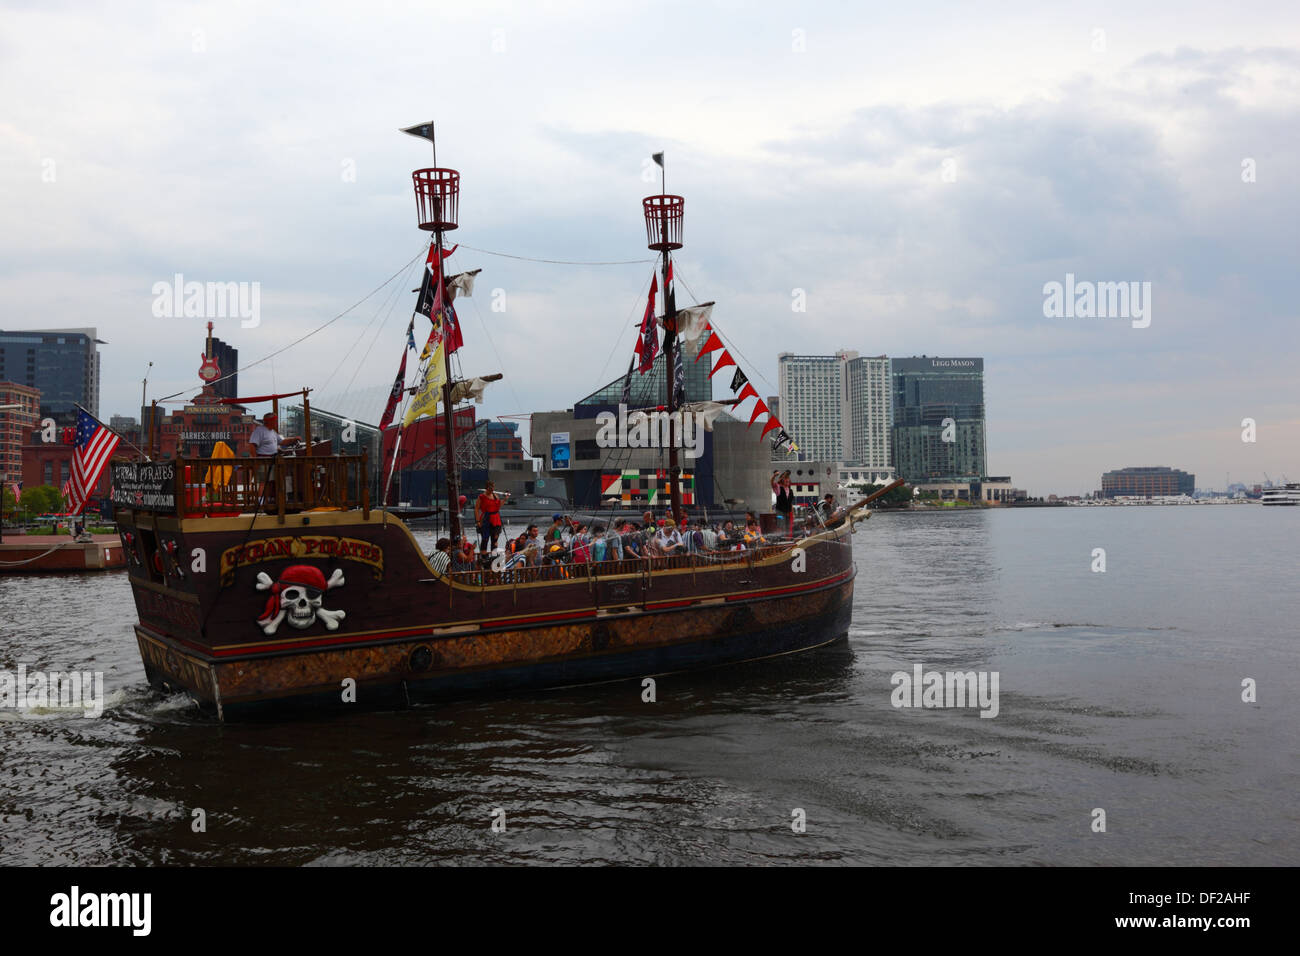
[406,121,463,542]
[643,165,685,524]
[661,250,682,524]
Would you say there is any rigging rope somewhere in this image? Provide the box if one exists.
[154,244,429,404]
[453,242,654,267]
[323,250,420,406]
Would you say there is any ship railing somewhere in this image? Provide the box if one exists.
[444,542,801,588]
[175,453,370,522]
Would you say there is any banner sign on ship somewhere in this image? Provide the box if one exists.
[110,462,177,512]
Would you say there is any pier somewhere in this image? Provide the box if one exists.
[0,534,126,574]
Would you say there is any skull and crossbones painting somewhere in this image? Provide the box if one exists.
[255,565,346,635]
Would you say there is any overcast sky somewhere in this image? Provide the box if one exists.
[2,1,1297,495]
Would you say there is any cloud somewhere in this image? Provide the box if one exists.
[1,4,1296,494]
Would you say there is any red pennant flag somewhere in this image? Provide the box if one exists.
[747,399,769,427]
[694,329,723,362]
[760,416,783,438]
[709,350,736,378]
[737,382,759,403]
[426,243,457,277]
[637,275,660,373]
[378,345,410,431]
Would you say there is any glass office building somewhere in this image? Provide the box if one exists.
[890,356,986,481]
[576,334,711,409]
[0,327,103,421]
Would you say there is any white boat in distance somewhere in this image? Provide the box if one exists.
[1260,483,1300,506]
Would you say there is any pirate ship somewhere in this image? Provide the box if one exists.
[112,126,889,718]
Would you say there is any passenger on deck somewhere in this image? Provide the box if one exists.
[591,524,608,561]
[546,514,565,544]
[621,522,642,558]
[700,522,719,552]
[605,522,623,561]
[510,525,541,565]
[571,524,591,564]
[654,518,686,556]
[680,516,704,553]
[772,470,794,536]
[818,493,846,528]
[721,520,748,550]
[429,537,452,576]
[451,538,477,572]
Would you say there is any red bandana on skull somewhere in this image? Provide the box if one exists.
[257,564,328,628]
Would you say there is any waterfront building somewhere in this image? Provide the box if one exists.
[890,356,986,481]
[778,351,892,470]
[0,381,40,486]
[911,477,1025,503]
[531,336,768,511]
[0,327,104,421]
[778,351,854,463]
[577,333,711,409]
[1100,466,1195,498]
[845,355,891,471]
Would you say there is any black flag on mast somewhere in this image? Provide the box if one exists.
[652,152,664,167]
[401,121,436,142]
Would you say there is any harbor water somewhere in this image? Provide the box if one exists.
[0,506,1295,865]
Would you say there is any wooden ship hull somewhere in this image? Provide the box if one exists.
[114,493,858,718]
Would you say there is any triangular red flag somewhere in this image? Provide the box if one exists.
[709,350,736,378]
[636,276,660,373]
[737,382,759,403]
[760,416,783,438]
[694,329,723,362]
[747,399,769,427]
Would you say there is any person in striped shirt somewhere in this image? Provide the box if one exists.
[428,537,452,576]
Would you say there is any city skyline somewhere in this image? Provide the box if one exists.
[2,3,1297,497]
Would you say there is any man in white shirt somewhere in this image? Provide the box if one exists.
[247,413,301,457]
[654,518,685,556]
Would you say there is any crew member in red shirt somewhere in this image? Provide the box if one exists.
[475,480,503,554]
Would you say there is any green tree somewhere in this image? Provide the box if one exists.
[20,484,64,516]
[878,483,914,506]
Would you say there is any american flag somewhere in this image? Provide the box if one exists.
[62,409,121,515]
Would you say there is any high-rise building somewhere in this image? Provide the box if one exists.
[845,355,891,470]
[890,356,986,481]
[778,350,856,462]
[207,336,238,402]
[778,351,892,470]
[0,328,104,421]
[1100,466,1194,498]
[0,381,40,485]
